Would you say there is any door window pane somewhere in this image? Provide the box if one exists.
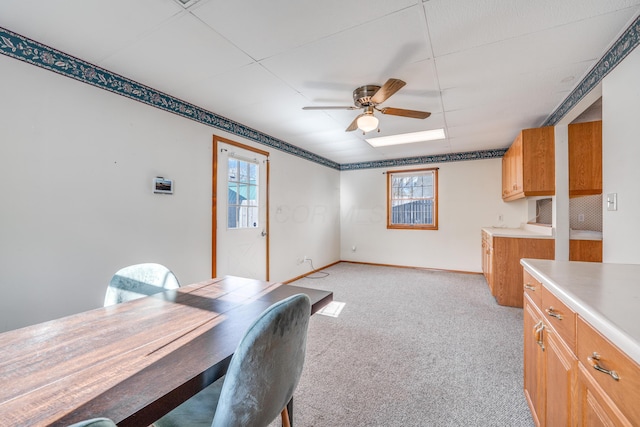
[228,157,259,229]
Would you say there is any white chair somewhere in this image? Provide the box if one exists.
[66,418,117,427]
[104,263,179,306]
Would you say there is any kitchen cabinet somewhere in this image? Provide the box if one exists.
[523,297,546,426]
[576,317,640,426]
[482,230,554,307]
[569,239,602,262]
[502,126,555,201]
[522,260,640,427]
[576,362,632,426]
[569,120,602,196]
[481,230,494,294]
[523,273,577,427]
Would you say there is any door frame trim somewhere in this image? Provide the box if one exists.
[212,135,270,280]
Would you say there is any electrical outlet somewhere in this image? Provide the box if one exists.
[498,214,504,222]
[578,213,585,222]
[303,256,309,263]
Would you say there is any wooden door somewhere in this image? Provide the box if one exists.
[524,297,546,427]
[213,136,270,280]
[577,363,633,427]
[512,133,524,194]
[545,329,577,426]
[569,240,603,262]
[502,150,512,198]
[569,121,602,196]
[522,127,555,196]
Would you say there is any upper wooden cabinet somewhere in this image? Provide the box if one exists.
[502,126,555,201]
[569,120,602,196]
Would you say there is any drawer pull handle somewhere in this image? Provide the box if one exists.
[588,352,620,381]
[524,284,536,291]
[534,320,545,351]
[545,307,563,320]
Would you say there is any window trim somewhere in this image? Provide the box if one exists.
[386,167,439,230]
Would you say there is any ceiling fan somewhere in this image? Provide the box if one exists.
[302,78,431,133]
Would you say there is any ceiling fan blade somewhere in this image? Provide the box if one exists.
[346,114,365,132]
[380,107,431,119]
[371,78,406,104]
[303,106,358,110]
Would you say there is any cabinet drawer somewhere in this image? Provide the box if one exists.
[577,317,640,425]
[541,286,576,352]
[522,270,542,308]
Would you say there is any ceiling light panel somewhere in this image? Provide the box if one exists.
[366,129,445,147]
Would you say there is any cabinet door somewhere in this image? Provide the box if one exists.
[524,297,545,427]
[569,240,603,263]
[487,242,493,294]
[545,328,577,426]
[502,153,511,198]
[503,126,555,201]
[512,133,524,193]
[522,126,555,196]
[577,363,633,427]
[569,121,602,196]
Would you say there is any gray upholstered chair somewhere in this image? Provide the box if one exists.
[104,263,180,306]
[66,418,117,427]
[154,293,311,427]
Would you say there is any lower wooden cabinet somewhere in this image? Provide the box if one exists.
[481,230,493,294]
[577,362,634,427]
[524,297,546,426]
[576,317,640,426]
[523,267,640,427]
[569,239,603,262]
[482,232,554,307]
[545,328,576,426]
[524,292,577,427]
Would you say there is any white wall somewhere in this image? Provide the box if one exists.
[340,158,528,272]
[269,153,341,279]
[0,54,340,332]
[602,46,640,263]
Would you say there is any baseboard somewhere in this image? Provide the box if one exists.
[284,260,480,284]
[282,260,341,284]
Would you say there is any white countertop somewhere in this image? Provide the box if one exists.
[520,259,640,365]
[570,229,603,241]
[482,224,554,239]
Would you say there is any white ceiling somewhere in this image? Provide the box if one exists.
[1,0,639,165]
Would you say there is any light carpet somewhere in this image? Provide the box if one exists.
[270,262,534,427]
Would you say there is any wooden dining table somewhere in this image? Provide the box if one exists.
[0,276,333,427]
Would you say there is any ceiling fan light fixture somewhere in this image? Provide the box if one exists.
[356,114,379,133]
[366,129,446,147]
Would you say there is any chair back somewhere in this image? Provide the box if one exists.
[104,263,179,306]
[211,293,311,427]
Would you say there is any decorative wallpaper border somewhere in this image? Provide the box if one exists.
[542,14,640,126]
[1,14,638,171]
[340,148,507,171]
[0,27,341,170]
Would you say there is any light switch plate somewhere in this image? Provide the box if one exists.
[607,193,617,211]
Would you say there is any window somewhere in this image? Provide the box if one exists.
[387,168,438,230]
[227,157,259,229]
